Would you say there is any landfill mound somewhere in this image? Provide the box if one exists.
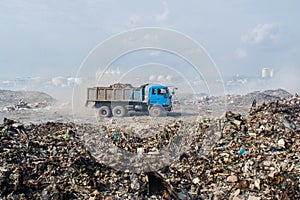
[227,88,292,110]
[1,96,300,199]
[0,90,55,111]
[197,89,292,118]
[246,88,292,99]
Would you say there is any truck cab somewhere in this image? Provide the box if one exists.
[148,85,172,111]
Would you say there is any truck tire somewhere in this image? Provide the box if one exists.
[112,105,127,117]
[98,106,111,118]
[149,105,163,117]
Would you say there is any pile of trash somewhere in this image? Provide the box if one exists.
[1,95,300,199]
[0,118,182,199]
[196,89,292,116]
[182,95,300,199]
[0,90,54,111]
[2,99,51,112]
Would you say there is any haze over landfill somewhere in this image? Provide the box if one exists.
[1,1,300,101]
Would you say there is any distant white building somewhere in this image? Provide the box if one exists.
[270,68,274,78]
[262,68,274,78]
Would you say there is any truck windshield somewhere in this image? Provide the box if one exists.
[158,88,169,97]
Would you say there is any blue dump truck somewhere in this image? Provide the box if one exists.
[86,83,174,117]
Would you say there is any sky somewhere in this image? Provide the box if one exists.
[0,0,300,93]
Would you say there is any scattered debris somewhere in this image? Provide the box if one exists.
[1,93,300,199]
[0,90,54,110]
[3,99,51,112]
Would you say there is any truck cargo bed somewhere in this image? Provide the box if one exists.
[87,85,145,102]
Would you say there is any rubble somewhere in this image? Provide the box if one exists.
[3,99,51,112]
[0,90,54,110]
[196,89,292,117]
[0,94,299,199]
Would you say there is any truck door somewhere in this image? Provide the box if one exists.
[149,87,168,106]
[149,88,158,104]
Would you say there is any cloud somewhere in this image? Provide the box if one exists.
[241,23,280,44]
[149,75,156,81]
[52,76,67,87]
[67,77,84,86]
[148,74,173,83]
[156,1,170,22]
[52,76,84,87]
[235,48,248,59]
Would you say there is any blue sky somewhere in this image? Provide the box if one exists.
[1,0,299,85]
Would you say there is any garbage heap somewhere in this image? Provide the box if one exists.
[1,96,300,199]
[0,90,54,112]
[3,100,51,112]
[169,96,300,199]
[197,89,292,116]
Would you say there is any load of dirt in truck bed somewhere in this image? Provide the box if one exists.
[1,94,299,199]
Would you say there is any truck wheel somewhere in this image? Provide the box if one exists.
[149,106,163,117]
[112,105,127,117]
[98,106,111,118]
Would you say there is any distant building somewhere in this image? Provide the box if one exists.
[262,68,274,79]
[270,69,274,78]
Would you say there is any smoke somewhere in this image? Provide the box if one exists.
[52,76,67,87]
[225,66,300,95]
[274,65,300,94]
[148,74,173,83]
